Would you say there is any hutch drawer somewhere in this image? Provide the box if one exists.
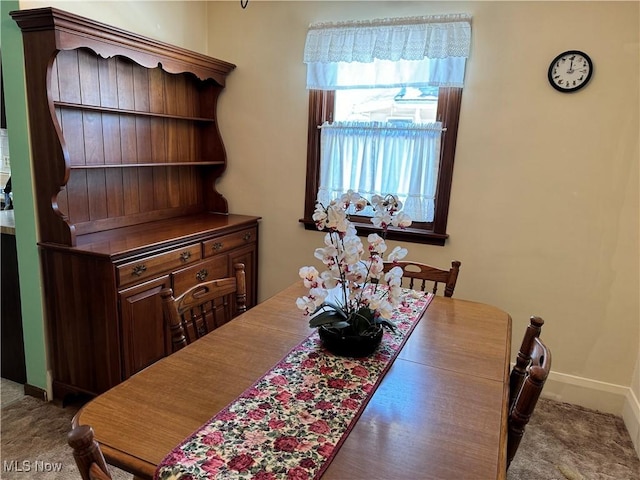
[203,227,257,257]
[117,244,201,288]
[171,255,228,297]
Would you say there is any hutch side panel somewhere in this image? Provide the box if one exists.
[40,248,121,398]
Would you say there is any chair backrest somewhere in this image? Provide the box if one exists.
[383,260,461,297]
[68,425,112,480]
[161,263,247,352]
[507,316,552,468]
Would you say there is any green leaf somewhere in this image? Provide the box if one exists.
[321,302,348,319]
[349,309,375,335]
[374,318,396,332]
[309,312,345,328]
[355,307,375,321]
[327,321,351,329]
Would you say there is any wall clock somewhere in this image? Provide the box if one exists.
[547,50,593,93]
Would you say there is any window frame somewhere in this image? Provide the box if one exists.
[300,87,463,246]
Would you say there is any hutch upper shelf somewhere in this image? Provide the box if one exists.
[10,7,237,247]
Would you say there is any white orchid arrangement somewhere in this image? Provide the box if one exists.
[296,190,412,336]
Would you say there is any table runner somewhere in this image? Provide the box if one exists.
[155,289,433,480]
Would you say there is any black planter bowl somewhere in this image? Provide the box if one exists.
[318,326,383,358]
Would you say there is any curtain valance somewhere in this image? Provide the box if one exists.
[304,14,472,64]
[304,14,472,90]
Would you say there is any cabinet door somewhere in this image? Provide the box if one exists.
[119,275,171,379]
[229,244,257,309]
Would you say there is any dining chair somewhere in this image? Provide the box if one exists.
[68,425,112,480]
[383,260,461,297]
[161,263,247,352]
[507,315,552,468]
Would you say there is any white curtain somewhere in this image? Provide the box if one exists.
[304,14,472,89]
[317,122,443,222]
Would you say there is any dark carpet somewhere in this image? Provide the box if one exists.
[507,398,639,480]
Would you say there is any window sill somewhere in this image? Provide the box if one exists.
[299,218,448,246]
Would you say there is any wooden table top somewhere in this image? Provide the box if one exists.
[74,283,512,480]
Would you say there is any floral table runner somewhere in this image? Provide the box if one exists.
[155,289,434,480]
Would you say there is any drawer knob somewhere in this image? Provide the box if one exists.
[212,242,223,251]
[196,269,209,282]
[243,232,252,241]
[132,264,147,277]
[180,251,192,262]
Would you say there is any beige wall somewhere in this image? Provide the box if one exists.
[14,1,639,419]
[20,1,210,53]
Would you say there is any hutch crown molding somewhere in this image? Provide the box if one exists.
[11,7,260,400]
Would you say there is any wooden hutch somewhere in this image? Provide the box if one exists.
[11,7,260,400]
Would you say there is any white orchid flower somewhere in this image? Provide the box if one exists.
[376,299,394,319]
[365,292,380,309]
[367,233,387,255]
[340,189,362,208]
[385,266,404,284]
[320,270,339,289]
[392,211,412,228]
[299,266,320,288]
[344,222,358,238]
[371,210,392,229]
[388,285,403,303]
[345,262,367,283]
[312,205,328,228]
[370,194,384,208]
[389,196,402,211]
[387,246,408,262]
[314,245,337,266]
[365,256,381,277]
[326,203,348,232]
[295,296,317,315]
[309,287,328,305]
[353,197,368,212]
[342,236,364,265]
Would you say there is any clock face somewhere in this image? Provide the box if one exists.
[548,50,593,93]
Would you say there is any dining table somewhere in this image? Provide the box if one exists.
[73,282,512,480]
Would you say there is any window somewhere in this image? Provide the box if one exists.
[300,15,471,246]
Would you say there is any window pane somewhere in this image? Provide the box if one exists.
[335,87,438,123]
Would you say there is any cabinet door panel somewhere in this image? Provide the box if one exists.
[119,275,170,379]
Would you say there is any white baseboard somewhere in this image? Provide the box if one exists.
[622,388,640,459]
[542,370,640,457]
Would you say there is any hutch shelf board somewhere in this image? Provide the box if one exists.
[11,7,260,400]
